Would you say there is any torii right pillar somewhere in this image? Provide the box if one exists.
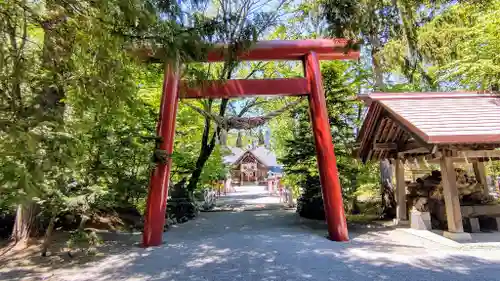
[305,52,349,241]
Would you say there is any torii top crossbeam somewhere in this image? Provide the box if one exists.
[137,39,360,62]
[206,39,359,61]
[136,39,360,99]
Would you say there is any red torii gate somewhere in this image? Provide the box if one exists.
[142,39,360,247]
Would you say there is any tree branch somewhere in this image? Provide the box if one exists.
[237,99,267,117]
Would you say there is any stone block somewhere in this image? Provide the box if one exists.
[410,210,432,230]
[443,231,472,241]
[393,219,410,226]
[496,217,500,231]
[469,217,481,233]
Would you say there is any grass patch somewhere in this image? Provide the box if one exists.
[346,214,379,223]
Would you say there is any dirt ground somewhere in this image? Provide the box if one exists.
[1,225,142,281]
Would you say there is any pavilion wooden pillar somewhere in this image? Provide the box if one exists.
[395,158,408,222]
[143,62,180,247]
[305,52,349,241]
[440,156,468,238]
[472,160,488,196]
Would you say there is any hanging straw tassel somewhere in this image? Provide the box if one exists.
[219,128,228,146]
[462,151,469,165]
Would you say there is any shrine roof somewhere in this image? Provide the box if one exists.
[357,92,500,162]
[224,146,279,167]
[224,147,245,164]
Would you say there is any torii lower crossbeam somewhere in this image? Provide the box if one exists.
[142,39,356,247]
[180,78,309,98]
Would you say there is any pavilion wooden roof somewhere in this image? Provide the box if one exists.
[356,92,500,162]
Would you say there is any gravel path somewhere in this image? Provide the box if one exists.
[27,186,500,280]
[214,185,284,210]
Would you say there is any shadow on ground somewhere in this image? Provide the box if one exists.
[4,209,500,281]
[0,230,140,281]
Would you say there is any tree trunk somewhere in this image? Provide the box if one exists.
[368,33,397,219]
[186,148,214,192]
[380,159,396,218]
[11,3,72,247]
[11,202,38,244]
[40,214,56,256]
[236,131,243,147]
[37,7,71,120]
[369,34,384,90]
[186,99,229,192]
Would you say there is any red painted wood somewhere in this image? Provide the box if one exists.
[143,63,180,247]
[135,39,360,62]
[180,78,310,98]
[206,39,359,62]
[305,52,349,241]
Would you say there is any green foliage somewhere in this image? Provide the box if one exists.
[0,0,289,240]
[67,230,102,255]
[417,0,500,89]
[353,162,381,200]
[200,146,229,183]
[321,0,400,39]
[0,0,222,232]
[377,0,500,90]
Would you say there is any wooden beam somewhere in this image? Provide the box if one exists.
[358,103,383,162]
[427,157,472,164]
[399,141,425,152]
[457,150,500,158]
[179,78,310,98]
[472,160,488,196]
[134,39,361,63]
[440,156,464,233]
[379,105,431,148]
[395,158,407,221]
[374,140,425,153]
[207,39,361,61]
[373,142,398,150]
[425,150,500,163]
[398,147,430,157]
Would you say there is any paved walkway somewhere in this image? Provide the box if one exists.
[34,186,500,280]
[214,185,284,210]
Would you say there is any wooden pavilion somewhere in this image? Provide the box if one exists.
[357,92,500,239]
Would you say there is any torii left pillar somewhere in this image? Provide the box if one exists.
[143,62,180,247]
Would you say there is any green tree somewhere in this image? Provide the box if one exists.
[415,0,500,90]
[0,0,220,245]
[321,0,400,218]
[320,0,454,218]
